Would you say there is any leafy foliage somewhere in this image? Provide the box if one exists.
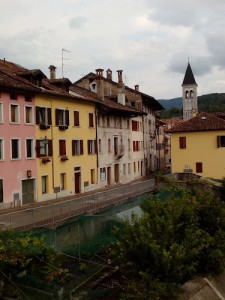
[0,230,68,292]
[112,185,225,299]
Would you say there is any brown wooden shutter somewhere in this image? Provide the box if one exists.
[55,109,59,126]
[217,136,221,148]
[89,113,94,127]
[87,140,90,154]
[74,111,79,126]
[179,137,186,149]
[48,140,53,157]
[36,107,40,124]
[196,162,203,173]
[72,140,75,155]
[94,139,97,153]
[47,108,52,125]
[36,140,41,157]
[133,141,135,151]
[80,140,83,154]
[65,110,69,126]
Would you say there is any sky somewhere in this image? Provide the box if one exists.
[1,0,225,100]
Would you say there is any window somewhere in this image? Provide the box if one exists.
[100,168,106,180]
[0,179,3,202]
[128,138,131,151]
[91,169,95,184]
[25,106,33,124]
[10,104,19,123]
[72,140,83,155]
[60,173,66,190]
[108,139,111,153]
[59,140,66,156]
[107,116,110,127]
[74,111,80,126]
[10,93,17,100]
[128,163,131,174]
[41,176,48,194]
[36,139,53,157]
[123,164,126,175]
[87,140,96,154]
[0,139,4,160]
[132,120,139,131]
[127,120,130,129]
[0,103,3,123]
[89,113,94,127]
[11,139,20,159]
[99,139,102,153]
[26,139,34,158]
[36,107,52,127]
[55,108,69,128]
[134,162,136,173]
[196,162,203,173]
[179,137,186,149]
[217,136,225,147]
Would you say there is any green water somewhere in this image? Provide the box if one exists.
[32,193,150,255]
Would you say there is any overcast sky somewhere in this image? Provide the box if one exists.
[1,0,225,99]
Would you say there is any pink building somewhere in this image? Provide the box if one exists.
[0,69,40,207]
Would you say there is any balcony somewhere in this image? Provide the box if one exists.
[114,145,124,159]
[60,155,69,161]
[41,157,51,164]
[39,123,50,130]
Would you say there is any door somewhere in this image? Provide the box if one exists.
[22,179,35,205]
[114,164,119,183]
[107,167,111,185]
[75,172,81,193]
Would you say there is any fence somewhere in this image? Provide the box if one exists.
[0,179,155,231]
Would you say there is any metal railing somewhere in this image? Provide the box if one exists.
[0,179,155,231]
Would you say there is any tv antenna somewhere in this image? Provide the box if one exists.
[62,48,71,78]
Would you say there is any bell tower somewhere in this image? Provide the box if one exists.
[182,62,198,120]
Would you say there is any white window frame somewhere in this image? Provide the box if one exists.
[25,139,34,159]
[24,105,34,124]
[10,103,20,123]
[0,103,3,123]
[0,139,4,160]
[11,138,21,160]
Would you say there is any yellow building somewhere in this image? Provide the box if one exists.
[169,112,225,179]
[35,79,98,202]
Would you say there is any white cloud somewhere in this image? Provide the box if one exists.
[1,0,225,98]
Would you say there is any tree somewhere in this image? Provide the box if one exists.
[112,185,225,299]
[0,229,68,298]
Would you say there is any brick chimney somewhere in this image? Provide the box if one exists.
[49,65,56,79]
[117,70,123,86]
[134,84,139,92]
[95,68,104,100]
[106,69,112,80]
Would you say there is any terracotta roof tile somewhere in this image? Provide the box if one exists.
[168,112,225,133]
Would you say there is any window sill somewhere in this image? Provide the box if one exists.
[40,124,50,130]
[60,155,69,161]
[58,125,68,130]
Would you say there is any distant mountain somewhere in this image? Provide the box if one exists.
[158,97,182,109]
[158,93,225,119]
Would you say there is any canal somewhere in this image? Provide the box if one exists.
[32,192,150,255]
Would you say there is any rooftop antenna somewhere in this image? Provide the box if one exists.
[62,48,71,78]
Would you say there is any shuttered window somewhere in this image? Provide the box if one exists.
[74,111,80,126]
[179,137,186,149]
[196,162,203,173]
[59,140,66,156]
[89,113,94,128]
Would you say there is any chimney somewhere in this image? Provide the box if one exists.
[134,84,139,92]
[106,69,112,80]
[117,70,123,86]
[49,65,56,79]
[95,68,104,100]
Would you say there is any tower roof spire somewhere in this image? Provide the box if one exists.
[182,62,197,85]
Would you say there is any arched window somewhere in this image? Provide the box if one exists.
[185,90,189,99]
[190,90,194,98]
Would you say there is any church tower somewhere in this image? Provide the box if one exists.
[182,62,198,121]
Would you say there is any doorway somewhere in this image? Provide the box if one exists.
[74,172,81,193]
[107,166,111,186]
[22,179,35,205]
[114,164,119,183]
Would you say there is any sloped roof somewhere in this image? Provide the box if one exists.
[168,112,225,133]
[74,71,164,110]
[182,63,197,85]
[0,70,41,92]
